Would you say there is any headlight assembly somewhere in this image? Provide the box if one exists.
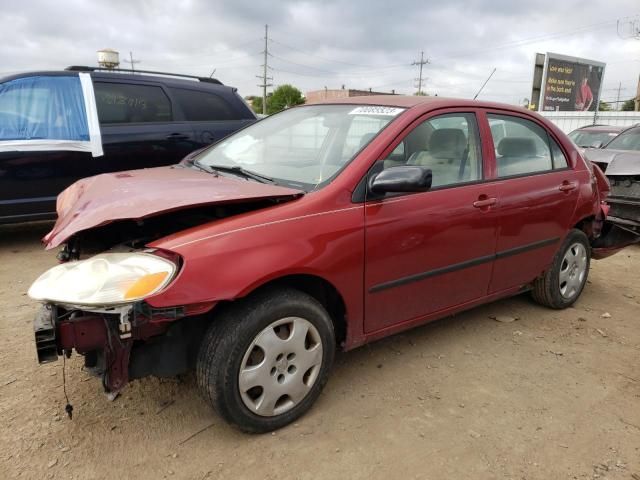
[28,252,177,307]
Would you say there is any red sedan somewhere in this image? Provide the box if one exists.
[29,96,620,432]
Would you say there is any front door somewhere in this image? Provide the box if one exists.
[364,111,498,334]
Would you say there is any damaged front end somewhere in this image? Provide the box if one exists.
[28,165,304,402]
[33,301,210,395]
[28,249,211,395]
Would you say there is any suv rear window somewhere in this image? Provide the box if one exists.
[171,88,237,121]
[94,82,172,124]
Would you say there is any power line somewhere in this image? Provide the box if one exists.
[269,38,408,70]
[432,15,637,63]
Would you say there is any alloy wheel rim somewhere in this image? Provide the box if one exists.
[559,242,587,299]
[238,317,323,417]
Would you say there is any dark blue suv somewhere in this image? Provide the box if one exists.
[0,66,256,223]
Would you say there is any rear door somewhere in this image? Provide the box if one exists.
[169,87,255,145]
[93,80,200,173]
[484,112,580,293]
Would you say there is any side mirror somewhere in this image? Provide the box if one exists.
[590,140,604,149]
[369,165,432,194]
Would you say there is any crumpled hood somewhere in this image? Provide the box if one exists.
[583,148,640,175]
[43,166,303,249]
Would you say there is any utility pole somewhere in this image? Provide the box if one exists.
[256,24,273,115]
[412,51,429,95]
[124,51,141,73]
[614,82,629,111]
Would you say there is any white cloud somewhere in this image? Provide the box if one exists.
[0,0,638,105]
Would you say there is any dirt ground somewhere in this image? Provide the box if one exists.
[0,221,638,480]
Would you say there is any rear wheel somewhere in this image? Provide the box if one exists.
[532,229,591,309]
[196,288,335,433]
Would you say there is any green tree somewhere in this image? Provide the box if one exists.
[249,86,305,115]
[250,95,268,114]
[598,101,611,111]
[268,84,305,114]
[621,98,636,111]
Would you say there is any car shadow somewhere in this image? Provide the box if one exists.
[0,221,54,249]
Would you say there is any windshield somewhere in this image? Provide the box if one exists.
[568,130,619,148]
[195,104,405,190]
[605,128,640,151]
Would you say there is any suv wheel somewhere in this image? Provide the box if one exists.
[196,288,335,433]
[532,229,591,309]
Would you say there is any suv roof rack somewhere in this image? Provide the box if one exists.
[64,66,223,85]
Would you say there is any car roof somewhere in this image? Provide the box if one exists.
[574,125,626,133]
[313,94,533,113]
[0,69,232,91]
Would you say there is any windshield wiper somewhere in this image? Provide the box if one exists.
[203,164,275,184]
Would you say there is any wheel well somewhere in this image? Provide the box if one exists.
[248,275,348,347]
[573,215,596,239]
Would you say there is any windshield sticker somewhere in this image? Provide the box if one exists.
[348,106,405,116]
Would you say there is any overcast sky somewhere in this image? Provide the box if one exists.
[1,0,639,106]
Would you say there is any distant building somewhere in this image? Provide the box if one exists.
[306,87,397,104]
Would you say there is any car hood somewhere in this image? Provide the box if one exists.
[43,166,303,249]
[583,148,640,173]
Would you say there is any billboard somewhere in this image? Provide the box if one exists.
[538,53,605,112]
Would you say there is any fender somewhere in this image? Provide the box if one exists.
[146,196,366,347]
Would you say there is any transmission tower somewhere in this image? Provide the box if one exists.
[256,24,273,115]
[124,51,141,73]
[617,17,640,40]
[412,51,430,95]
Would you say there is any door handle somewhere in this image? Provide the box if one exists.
[473,197,497,208]
[166,133,190,141]
[559,181,577,192]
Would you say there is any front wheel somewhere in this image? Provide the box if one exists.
[196,288,335,433]
[532,229,591,309]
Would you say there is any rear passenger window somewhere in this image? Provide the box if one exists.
[171,88,236,121]
[550,138,569,169]
[488,114,552,177]
[94,82,172,124]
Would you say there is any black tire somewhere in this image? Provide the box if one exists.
[531,229,591,309]
[196,287,336,433]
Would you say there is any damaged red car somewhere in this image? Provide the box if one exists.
[28,96,630,433]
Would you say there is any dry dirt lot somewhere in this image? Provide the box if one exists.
[0,222,639,480]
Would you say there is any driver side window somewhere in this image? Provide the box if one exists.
[381,113,483,188]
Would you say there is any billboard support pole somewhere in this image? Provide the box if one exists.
[592,63,606,125]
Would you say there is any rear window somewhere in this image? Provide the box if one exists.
[171,88,237,121]
[94,82,172,124]
[0,75,89,141]
[605,128,640,151]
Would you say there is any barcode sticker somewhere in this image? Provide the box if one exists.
[349,106,405,116]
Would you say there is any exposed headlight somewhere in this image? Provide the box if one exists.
[28,253,177,306]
